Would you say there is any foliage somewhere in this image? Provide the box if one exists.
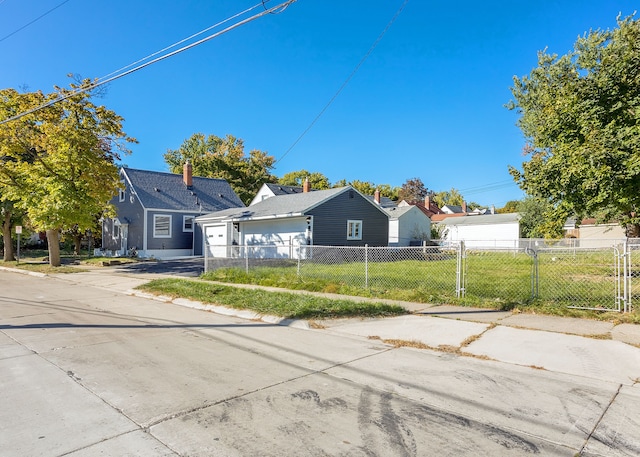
[432,187,464,208]
[279,169,330,189]
[332,179,399,199]
[0,80,136,266]
[497,200,520,214]
[508,15,640,236]
[397,177,429,202]
[516,197,564,238]
[164,133,275,205]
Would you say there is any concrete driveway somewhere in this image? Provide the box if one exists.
[2,269,639,456]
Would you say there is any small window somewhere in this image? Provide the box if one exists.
[112,220,120,239]
[118,189,125,202]
[154,214,172,238]
[183,215,195,232]
[347,220,362,240]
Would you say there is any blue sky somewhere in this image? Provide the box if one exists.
[0,0,635,207]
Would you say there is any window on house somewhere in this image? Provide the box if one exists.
[347,220,362,240]
[183,215,194,232]
[154,215,172,238]
[118,189,125,202]
[113,220,120,239]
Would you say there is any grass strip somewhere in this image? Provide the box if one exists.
[137,278,407,320]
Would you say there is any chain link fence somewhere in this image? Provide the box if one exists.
[204,239,637,312]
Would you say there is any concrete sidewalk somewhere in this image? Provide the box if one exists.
[6,265,640,386]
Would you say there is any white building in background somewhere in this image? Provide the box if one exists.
[436,213,521,249]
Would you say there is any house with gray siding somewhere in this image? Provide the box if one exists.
[101,163,244,259]
[196,186,389,258]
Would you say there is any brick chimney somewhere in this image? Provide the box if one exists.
[183,160,193,189]
[302,177,310,193]
[425,195,430,208]
[374,189,381,204]
[462,201,467,213]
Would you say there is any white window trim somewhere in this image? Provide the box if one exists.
[347,219,362,240]
[153,214,172,238]
[112,220,120,239]
[118,189,125,202]
[183,215,195,233]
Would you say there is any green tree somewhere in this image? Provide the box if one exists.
[279,169,330,189]
[0,81,135,266]
[348,180,377,196]
[432,188,464,208]
[497,200,520,214]
[516,197,564,238]
[164,133,275,205]
[508,15,640,237]
[397,177,429,203]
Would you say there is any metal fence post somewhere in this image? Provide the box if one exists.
[365,244,369,289]
[456,241,465,298]
[244,244,249,274]
[297,245,301,278]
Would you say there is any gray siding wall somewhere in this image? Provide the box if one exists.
[307,190,388,246]
[101,187,144,251]
[146,211,196,250]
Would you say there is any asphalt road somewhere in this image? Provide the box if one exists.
[114,257,205,277]
[1,270,637,456]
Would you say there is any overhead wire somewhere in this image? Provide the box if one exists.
[273,0,410,167]
[99,2,267,82]
[0,0,296,125]
[0,0,71,43]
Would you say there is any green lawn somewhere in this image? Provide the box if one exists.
[202,249,640,322]
[137,278,406,320]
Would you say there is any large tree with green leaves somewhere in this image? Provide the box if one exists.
[508,15,640,237]
[164,133,275,205]
[0,81,136,266]
[279,169,330,189]
[432,187,464,208]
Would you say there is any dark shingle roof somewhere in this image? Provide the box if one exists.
[365,195,397,208]
[122,168,244,212]
[264,183,310,196]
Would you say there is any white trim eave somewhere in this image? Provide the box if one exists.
[121,168,147,210]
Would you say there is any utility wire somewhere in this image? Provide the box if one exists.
[0,0,296,125]
[0,0,71,43]
[100,2,267,82]
[274,0,410,166]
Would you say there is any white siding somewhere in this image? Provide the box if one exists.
[444,222,520,249]
[203,224,230,257]
[241,217,309,258]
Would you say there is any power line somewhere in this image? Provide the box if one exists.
[99,2,267,82]
[0,0,71,43]
[0,0,297,125]
[273,0,410,166]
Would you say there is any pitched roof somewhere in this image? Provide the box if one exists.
[384,205,416,219]
[436,213,520,226]
[199,186,394,224]
[197,187,350,222]
[122,168,244,212]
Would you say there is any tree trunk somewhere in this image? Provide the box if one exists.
[626,223,640,238]
[73,234,82,256]
[46,229,61,267]
[2,210,15,261]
